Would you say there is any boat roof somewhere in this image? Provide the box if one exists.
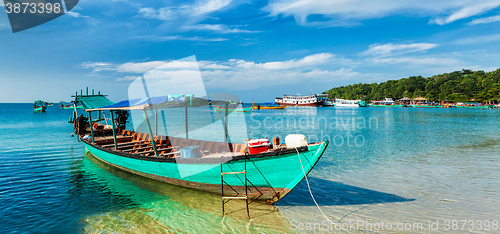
[75,95,115,109]
[85,94,228,111]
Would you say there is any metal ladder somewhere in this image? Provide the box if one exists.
[220,154,262,218]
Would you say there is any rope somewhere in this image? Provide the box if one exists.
[295,147,336,225]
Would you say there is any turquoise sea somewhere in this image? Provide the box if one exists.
[1,103,499,233]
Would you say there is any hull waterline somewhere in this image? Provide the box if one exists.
[83,140,329,204]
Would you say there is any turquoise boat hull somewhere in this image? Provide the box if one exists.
[34,106,47,112]
[411,105,443,108]
[370,104,404,107]
[83,140,329,204]
[455,105,492,109]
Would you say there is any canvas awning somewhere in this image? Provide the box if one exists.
[75,95,115,109]
[85,94,228,111]
[412,97,428,101]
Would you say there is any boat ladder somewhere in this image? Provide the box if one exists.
[220,154,262,218]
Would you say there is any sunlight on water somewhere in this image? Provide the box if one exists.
[1,104,499,233]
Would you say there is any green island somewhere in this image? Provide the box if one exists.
[324,68,500,102]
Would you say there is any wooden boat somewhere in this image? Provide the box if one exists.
[213,104,252,112]
[252,102,286,110]
[76,95,329,204]
[410,104,443,108]
[33,100,47,112]
[455,105,492,109]
[455,102,493,109]
[60,102,84,109]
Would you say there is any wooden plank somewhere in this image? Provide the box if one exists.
[101,140,148,148]
[158,151,180,157]
[122,144,169,153]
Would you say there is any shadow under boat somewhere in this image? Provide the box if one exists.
[71,152,292,232]
[277,177,415,207]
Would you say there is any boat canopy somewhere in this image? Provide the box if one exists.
[75,95,115,110]
[85,94,229,111]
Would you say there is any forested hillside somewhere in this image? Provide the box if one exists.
[324,69,500,102]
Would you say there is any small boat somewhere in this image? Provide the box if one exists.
[213,103,252,112]
[334,99,367,107]
[370,98,404,107]
[275,94,328,106]
[322,100,335,107]
[75,94,329,204]
[455,103,493,109]
[33,100,47,112]
[45,102,54,107]
[410,103,443,108]
[252,102,286,110]
[59,101,83,109]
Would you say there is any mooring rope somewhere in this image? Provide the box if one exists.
[295,148,336,225]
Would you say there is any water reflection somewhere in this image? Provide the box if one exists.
[77,152,291,233]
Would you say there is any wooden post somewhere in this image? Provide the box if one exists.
[224,102,229,144]
[143,108,158,157]
[110,110,117,150]
[88,111,95,144]
[185,106,188,139]
[102,111,109,126]
[161,110,167,135]
[155,109,158,135]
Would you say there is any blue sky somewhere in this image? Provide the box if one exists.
[1,0,500,103]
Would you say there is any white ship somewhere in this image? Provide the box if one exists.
[275,94,328,106]
[334,98,367,107]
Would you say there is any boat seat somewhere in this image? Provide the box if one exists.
[101,140,149,148]
[122,145,179,153]
[94,135,133,145]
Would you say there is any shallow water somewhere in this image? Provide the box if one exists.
[1,104,499,233]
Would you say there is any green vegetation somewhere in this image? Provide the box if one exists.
[324,69,500,102]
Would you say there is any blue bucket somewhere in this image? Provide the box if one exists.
[180,146,202,158]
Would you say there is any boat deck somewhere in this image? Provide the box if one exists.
[87,123,247,158]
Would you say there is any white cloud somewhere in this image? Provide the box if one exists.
[79,53,376,90]
[133,35,228,42]
[136,0,257,34]
[468,14,500,25]
[453,33,500,44]
[137,0,231,22]
[360,43,438,57]
[116,76,142,81]
[66,11,89,18]
[370,57,461,66]
[433,1,500,25]
[79,62,116,73]
[184,24,260,33]
[263,0,500,26]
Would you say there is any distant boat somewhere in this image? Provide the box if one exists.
[334,99,367,107]
[33,100,47,112]
[410,103,443,108]
[45,102,54,107]
[275,94,328,106]
[322,100,335,106]
[252,102,286,110]
[74,94,329,204]
[455,103,493,109]
[213,103,252,112]
[59,101,83,109]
